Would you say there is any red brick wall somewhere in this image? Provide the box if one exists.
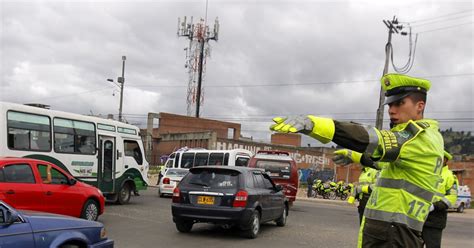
[271,133,302,147]
[155,113,240,139]
[449,161,474,196]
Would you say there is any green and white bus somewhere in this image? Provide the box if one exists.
[0,102,149,204]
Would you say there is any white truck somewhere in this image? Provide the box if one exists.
[451,185,471,213]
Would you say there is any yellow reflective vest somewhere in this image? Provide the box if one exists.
[364,119,444,232]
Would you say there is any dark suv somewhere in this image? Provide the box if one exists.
[171,166,289,238]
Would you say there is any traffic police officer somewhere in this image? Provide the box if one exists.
[422,151,458,248]
[333,149,379,224]
[270,74,444,247]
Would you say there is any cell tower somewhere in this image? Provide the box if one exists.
[177,16,219,117]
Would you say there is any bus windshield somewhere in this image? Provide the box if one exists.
[255,160,291,179]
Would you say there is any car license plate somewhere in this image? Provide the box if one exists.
[197,196,215,205]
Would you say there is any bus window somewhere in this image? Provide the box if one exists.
[255,160,291,179]
[195,153,209,166]
[174,153,180,168]
[53,118,96,155]
[165,159,174,169]
[209,153,224,165]
[235,157,250,167]
[124,140,143,165]
[181,153,195,169]
[7,111,51,152]
[224,153,229,165]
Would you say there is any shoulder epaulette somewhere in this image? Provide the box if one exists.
[415,121,430,129]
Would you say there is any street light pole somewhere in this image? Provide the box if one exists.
[107,56,126,122]
[118,56,126,122]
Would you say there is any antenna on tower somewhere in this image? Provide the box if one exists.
[177,14,219,118]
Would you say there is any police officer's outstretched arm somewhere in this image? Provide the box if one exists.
[270,74,435,164]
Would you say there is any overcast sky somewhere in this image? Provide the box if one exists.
[1,0,472,145]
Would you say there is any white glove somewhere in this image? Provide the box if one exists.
[429,204,435,212]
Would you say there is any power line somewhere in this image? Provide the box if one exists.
[417,21,473,34]
[410,9,473,24]
[25,87,113,102]
[411,14,473,27]
[128,73,474,89]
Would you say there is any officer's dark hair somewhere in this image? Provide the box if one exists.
[408,92,427,104]
[408,92,427,115]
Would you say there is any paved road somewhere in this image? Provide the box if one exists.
[100,188,473,248]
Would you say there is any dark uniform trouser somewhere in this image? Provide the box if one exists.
[307,184,313,197]
[422,226,443,248]
[421,208,447,248]
[358,194,370,225]
[362,218,424,248]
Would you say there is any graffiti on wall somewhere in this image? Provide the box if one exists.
[216,141,331,167]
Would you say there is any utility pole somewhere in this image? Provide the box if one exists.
[178,16,219,118]
[107,55,126,122]
[376,16,403,129]
[195,39,205,118]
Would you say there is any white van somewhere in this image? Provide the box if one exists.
[452,185,471,213]
[162,148,253,173]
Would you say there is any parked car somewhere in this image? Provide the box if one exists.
[158,168,189,197]
[0,157,105,221]
[0,200,113,248]
[171,166,289,239]
[248,150,299,205]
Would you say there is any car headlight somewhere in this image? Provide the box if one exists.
[100,227,107,239]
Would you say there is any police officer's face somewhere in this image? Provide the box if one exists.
[388,96,425,124]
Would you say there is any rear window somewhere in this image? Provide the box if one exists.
[182,169,239,189]
[255,160,291,179]
[166,169,188,177]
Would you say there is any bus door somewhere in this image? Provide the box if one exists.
[98,136,116,193]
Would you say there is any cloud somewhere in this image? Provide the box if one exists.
[1,0,472,143]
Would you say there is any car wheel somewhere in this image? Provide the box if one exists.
[80,199,99,221]
[175,221,193,233]
[341,193,348,201]
[158,189,164,198]
[243,210,260,239]
[275,205,288,227]
[329,191,337,200]
[117,183,131,205]
[457,203,465,213]
[60,244,82,248]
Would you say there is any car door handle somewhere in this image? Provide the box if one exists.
[6,190,15,195]
[45,191,53,196]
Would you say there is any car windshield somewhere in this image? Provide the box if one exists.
[166,169,188,177]
[183,169,239,189]
[255,160,291,179]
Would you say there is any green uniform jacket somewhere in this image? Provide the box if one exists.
[358,167,378,199]
[329,119,444,232]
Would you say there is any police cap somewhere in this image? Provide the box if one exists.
[381,74,431,105]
